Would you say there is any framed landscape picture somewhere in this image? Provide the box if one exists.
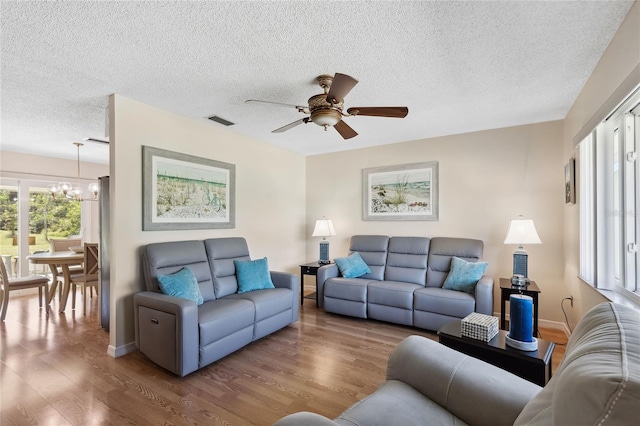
[363,161,439,221]
[142,146,235,230]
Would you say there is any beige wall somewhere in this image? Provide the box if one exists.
[562,2,640,326]
[109,94,306,353]
[306,121,566,324]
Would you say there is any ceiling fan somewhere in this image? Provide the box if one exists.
[245,73,408,140]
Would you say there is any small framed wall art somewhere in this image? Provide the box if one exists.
[565,158,575,204]
[363,161,439,221]
[142,146,236,230]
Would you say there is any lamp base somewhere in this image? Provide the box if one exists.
[318,240,330,265]
[513,251,528,277]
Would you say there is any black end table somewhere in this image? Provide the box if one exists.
[299,262,329,306]
[500,278,541,337]
[438,320,554,386]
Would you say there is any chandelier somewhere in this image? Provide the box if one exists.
[48,142,99,200]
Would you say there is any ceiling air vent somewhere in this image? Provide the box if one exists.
[207,115,235,126]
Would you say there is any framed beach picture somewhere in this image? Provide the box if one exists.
[142,146,236,230]
[363,161,439,221]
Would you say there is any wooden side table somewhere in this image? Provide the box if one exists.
[438,320,554,386]
[500,278,541,337]
[299,262,326,306]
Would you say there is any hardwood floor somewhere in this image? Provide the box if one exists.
[1,293,566,425]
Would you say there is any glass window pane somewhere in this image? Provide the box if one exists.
[30,188,81,244]
[0,184,19,277]
[613,128,621,283]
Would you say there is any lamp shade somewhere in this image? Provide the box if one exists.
[504,219,542,245]
[312,218,336,237]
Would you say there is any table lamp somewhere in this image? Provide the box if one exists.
[503,215,541,280]
[312,218,336,264]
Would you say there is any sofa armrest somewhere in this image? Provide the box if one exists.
[316,264,339,308]
[270,271,299,322]
[270,271,297,291]
[273,412,340,426]
[475,275,494,315]
[387,336,540,426]
[133,291,199,376]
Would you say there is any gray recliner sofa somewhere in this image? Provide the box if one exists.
[133,237,298,376]
[318,235,493,331]
[274,302,640,425]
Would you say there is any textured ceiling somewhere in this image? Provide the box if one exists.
[0,1,635,165]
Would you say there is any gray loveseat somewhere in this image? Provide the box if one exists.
[318,235,493,331]
[274,302,640,425]
[133,237,298,376]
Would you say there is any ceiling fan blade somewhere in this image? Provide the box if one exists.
[334,120,358,140]
[245,99,306,110]
[346,106,409,118]
[326,73,359,104]
[272,118,309,133]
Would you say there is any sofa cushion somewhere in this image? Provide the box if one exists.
[198,298,255,346]
[515,302,640,426]
[349,235,389,281]
[204,237,251,298]
[426,238,484,288]
[334,252,371,278]
[324,277,370,302]
[225,288,293,322]
[442,257,488,295]
[384,237,430,285]
[143,240,216,302]
[336,379,465,426]
[157,267,204,305]
[413,287,475,318]
[234,257,275,293]
[368,281,423,309]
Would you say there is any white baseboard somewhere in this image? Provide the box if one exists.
[107,341,137,358]
[493,312,570,338]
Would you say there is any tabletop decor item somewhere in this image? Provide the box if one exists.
[506,294,538,351]
[312,217,336,264]
[503,215,541,278]
[461,312,499,342]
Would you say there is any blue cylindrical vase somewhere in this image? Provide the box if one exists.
[509,294,534,342]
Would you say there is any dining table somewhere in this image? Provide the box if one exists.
[27,250,84,313]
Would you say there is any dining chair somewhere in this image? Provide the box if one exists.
[49,238,84,299]
[50,238,82,252]
[0,258,50,321]
[69,243,99,316]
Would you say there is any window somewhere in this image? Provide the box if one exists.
[579,88,640,301]
[0,179,83,277]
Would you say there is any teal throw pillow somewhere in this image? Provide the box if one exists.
[334,252,371,278]
[157,267,203,305]
[234,257,275,294]
[442,256,488,295]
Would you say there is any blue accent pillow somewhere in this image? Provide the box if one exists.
[442,256,488,295]
[234,257,275,293]
[157,267,203,305]
[334,252,371,278]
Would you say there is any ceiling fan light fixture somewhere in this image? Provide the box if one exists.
[310,108,342,128]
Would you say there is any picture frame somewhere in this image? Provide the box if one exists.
[363,161,439,221]
[142,146,235,230]
[565,158,575,204]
